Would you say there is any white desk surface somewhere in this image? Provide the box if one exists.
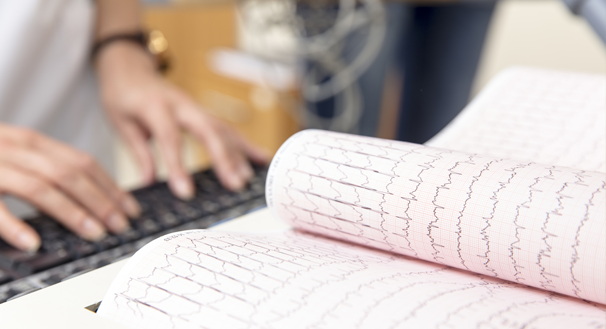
[0,207,290,329]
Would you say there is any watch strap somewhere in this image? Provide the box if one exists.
[91,32,147,59]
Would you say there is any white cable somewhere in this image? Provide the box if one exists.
[237,0,386,133]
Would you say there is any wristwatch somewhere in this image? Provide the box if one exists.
[91,30,171,73]
[147,30,170,72]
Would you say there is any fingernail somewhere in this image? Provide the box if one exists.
[81,218,106,241]
[238,163,253,182]
[173,178,194,200]
[228,174,244,191]
[16,231,40,252]
[122,196,141,218]
[108,212,129,233]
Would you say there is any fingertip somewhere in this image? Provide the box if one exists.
[107,212,130,234]
[81,218,106,241]
[15,230,41,252]
[238,162,253,182]
[171,176,194,200]
[122,195,142,218]
[225,174,245,192]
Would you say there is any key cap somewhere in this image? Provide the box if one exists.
[42,274,63,286]
[132,217,162,235]
[197,200,220,213]
[172,201,203,220]
[155,208,181,228]
[196,178,220,193]
[14,248,71,276]
[66,237,96,258]
[116,229,141,244]
[93,235,120,252]
[0,270,13,285]
[217,194,238,208]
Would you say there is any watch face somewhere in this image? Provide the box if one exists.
[148,30,169,55]
[146,30,170,73]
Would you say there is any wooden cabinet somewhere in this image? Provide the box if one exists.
[145,2,299,169]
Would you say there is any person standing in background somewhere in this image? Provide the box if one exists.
[394,2,496,144]
[0,0,268,251]
[298,0,496,142]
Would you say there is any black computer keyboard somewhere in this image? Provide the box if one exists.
[0,166,267,303]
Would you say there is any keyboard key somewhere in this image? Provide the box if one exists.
[195,178,219,193]
[93,235,120,252]
[14,248,71,276]
[171,201,202,220]
[95,259,111,268]
[133,218,162,235]
[67,238,96,259]
[216,194,238,208]
[198,200,220,213]
[156,209,181,229]
[42,274,63,285]
[116,229,141,244]
[0,270,12,285]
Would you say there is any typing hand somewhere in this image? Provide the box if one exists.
[95,42,269,199]
[0,123,140,251]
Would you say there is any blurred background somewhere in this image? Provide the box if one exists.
[116,0,606,188]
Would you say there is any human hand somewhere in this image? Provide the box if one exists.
[0,123,141,251]
[95,43,269,199]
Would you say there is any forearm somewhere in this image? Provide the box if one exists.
[95,0,142,42]
[93,0,156,89]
